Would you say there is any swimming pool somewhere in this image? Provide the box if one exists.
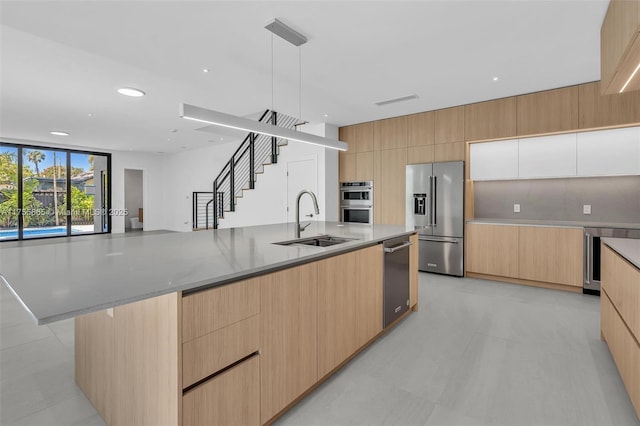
[0,227,75,239]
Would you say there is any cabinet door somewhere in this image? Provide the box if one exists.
[378,148,407,225]
[435,106,465,144]
[518,133,577,178]
[340,122,374,153]
[518,227,583,287]
[579,81,640,128]
[602,244,640,339]
[577,127,640,176]
[464,97,517,141]
[374,116,408,151]
[183,355,260,426]
[517,86,579,136]
[466,224,519,278]
[260,263,318,422]
[408,111,435,147]
[339,152,357,182]
[355,245,384,348]
[356,151,374,181]
[470,139,519,180]
[318,251,357,377]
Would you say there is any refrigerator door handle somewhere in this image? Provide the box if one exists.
[419,236,459,243]
[432,175,437,227]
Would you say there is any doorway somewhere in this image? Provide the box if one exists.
[286,158,318,222]
[124,169,143,232]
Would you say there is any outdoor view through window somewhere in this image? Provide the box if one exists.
[0,143,111,240]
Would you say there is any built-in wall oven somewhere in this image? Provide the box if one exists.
[584,227,640,294]
[340,181,373,224]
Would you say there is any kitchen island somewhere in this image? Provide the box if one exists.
[0,222,419,426]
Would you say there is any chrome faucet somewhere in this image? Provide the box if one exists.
[296,190,320,238]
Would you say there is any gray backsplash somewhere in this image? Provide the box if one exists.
[473,176,640,223]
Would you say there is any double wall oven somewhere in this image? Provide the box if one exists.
[340,181,373,224]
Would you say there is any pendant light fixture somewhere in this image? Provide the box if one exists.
[180,18,347,151]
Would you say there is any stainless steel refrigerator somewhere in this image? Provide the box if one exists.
[406,161,464,276]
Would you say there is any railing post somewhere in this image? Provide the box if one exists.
[249,133,255,189]
[229,159,235,212]
[271,111,278,164]
[212,184,218,230]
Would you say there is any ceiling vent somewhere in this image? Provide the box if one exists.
[375,94,419,106]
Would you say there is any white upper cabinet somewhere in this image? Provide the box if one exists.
[470,139,519,180]
[576,127,640,176]
[518,134,577,179]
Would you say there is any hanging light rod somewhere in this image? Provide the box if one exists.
[179,104,347,151]
[264,18,307,46]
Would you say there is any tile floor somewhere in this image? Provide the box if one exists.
[1,273,639,426]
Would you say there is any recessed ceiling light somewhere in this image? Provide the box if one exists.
[492,77,499,82]
[202,68,210,73]
[324,114,329,118]
[117,87,145,97]
[87,113,93,117]
[50,131,69,136]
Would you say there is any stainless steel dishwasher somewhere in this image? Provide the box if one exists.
[383,236,412,328]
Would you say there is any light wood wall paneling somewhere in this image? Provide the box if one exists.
[516,86,579,136]
[435,106,465,144]
[407,145,435,164]
[409,234,419,310]
[182,278,259,342]
[355,245,384,347]
[339,122,374,152]
[75,310,114,424]
[408,111,435,147]
[602,244,640,339]
[113,293,181,426]
[339,152,357,182]
[374,116,408,151]
[356,151,374,181]
[579,81,640,128]
[260,263,318,423]
[518,226,583,287]
[600,0,640,94]
[379,148,407,225]
[318,252,358,377]
[182,314,259,388]
[434,142,465,162]
[601,292,640,418]
[466,223,519,278]
[464,97,517,141]
[183,355,260,426]
[373,151,383,224]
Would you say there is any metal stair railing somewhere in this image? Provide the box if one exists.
[209,110,302,230]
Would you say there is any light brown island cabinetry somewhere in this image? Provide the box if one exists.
[76,239,417,426]
[466,223,583,291]
[601,243,640,418]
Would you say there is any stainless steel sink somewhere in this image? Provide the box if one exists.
[274,235,358,247]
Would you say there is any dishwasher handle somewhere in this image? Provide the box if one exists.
[383,241,413,253]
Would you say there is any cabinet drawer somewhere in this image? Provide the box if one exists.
[182,279,259,342]
[601,292,640,417]
[602,245,640,339]
[183,355,260,426]
[183,315,259,388]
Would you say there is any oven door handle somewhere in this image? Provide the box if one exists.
[584,233,591,286]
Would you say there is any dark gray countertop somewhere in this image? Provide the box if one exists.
[0,222,415,325]
[467,218,640,230]
[602,238,640,270]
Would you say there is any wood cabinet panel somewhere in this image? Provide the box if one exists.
[518,227,583,287]
[517,86,579,136]
[601,0,640,94]
[340,122,374,152]
[356,151,374,181]
[318,252,358,378]
[601,292,640,418]
[434,142,465,162]
[408,111,435,147]
[435,106,465,144]
[182,314,259,388]
[183,355,260,426]
[355,245,384,348]
[579,81,640,128]
[407,145,435,164]
[602,244,640,339]
[182,278,259,342]
[374,116,408,151]
[409,234,419,309]
[378,148,407,225]
[260,263,318,422]
[464,97,517,141]
[466,223,519,278]
[373,151,383,224]
[339,152,357,183]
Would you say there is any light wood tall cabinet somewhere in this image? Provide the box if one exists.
[464,98,517,141]
[374,116,407,151]
[579,81,640,128]
[377,148,407,225]
[517,86,579,136]
[600,0,640,94]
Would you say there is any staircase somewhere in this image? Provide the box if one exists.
[192,110,302,230]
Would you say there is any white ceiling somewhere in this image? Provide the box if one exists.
[0,0,609,153]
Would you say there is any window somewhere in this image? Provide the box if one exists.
[0,143,111,241]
